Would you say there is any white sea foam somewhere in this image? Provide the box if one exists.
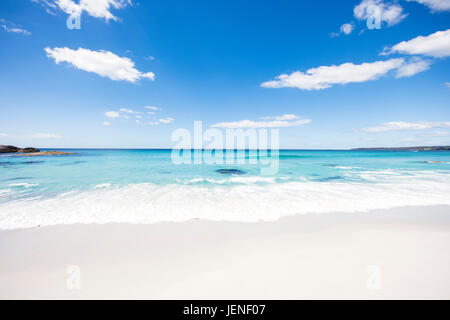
[180,176,282,185]
[0,189,12,195]
[334,166,361,170]
[8,183,38,188]
[0,171,450,230]
[92,183,112,189]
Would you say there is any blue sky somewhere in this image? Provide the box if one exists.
[0,0,449,149]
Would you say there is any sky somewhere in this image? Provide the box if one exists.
[0,0,449,149]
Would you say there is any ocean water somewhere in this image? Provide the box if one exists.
[0,149,450,229]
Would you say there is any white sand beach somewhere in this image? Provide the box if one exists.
[1,206,450,300]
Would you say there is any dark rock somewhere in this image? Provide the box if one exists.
[0,145,20,153]
[19,147,40,153]
[216,169,247,175]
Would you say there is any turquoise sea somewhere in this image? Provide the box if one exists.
[1,149,450,229]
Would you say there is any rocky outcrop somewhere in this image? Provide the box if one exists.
[0,145,41,153]
[11,151,74,157]
[0,146,72,156]
[20,147,40,153]
[0,145,20,153]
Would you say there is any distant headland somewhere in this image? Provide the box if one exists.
[352,146,450,151]
[0,145,74,156]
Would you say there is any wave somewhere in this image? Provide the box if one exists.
[0,170,450,230]
[179,176,283,185]
[8,183,38,188]
[92,183,112,189]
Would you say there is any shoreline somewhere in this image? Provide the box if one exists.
[1,205,450,299]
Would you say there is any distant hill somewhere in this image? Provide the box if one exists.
[352,146,450,151]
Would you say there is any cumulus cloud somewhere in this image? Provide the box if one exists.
[384,29,450,58]
[144,106,159,111]
[354,0,408,27]
[261,58,408,90]
[28,133,62,139]
[105,111,120,118]
[340,23,355,35]
[395,58,432,78]
[119,108,142,114]
[363,121,450,132]
[330,23,355,38]
[45,47,155,83]
[406,0,450,12]
[0,19,31,35]
[211,115,311,129]
[446,82,450,87]
[260,114,301,121]
[32,0,132,21]
[102,121,112,126]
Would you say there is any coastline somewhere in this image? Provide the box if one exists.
[1,205,450,300]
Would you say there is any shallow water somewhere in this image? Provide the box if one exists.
[0,149,449,229]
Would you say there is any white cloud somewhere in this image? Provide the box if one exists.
[354,0,408,27]
[330,23,355,38]
[0,133,8,137]
[28,133,62,139]
[395,58,431,78]
[102,121,112,126]
[45,47,155,83]
[211,115,311,129]
[406,0,450,12]
[158,117,174,124]
[262,58,405,90]
[105,106,173,125]
[146,117,173,125]
[340,23,355,35]
[261,114,301,121]
[0,19,31,35]
[105,111,120,118]
[363,121,450,132]
[32,0,132,21]
[1,25,31,35]
[445,82,450,87]
[384,29,450,58]
[119,108,142,114]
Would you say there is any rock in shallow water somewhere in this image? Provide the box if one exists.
[216,169,247,175]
